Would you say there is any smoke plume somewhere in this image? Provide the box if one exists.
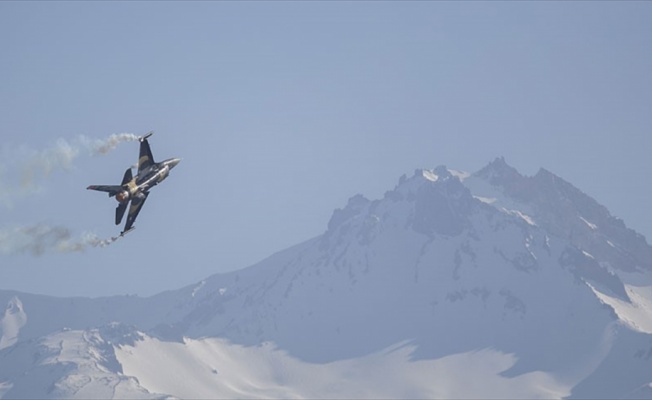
[0,224,122,256]
[0,133,142,254]
[0,132,141,207]
[82,133,141,155]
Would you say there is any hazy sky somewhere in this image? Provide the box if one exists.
[1,2,651,297]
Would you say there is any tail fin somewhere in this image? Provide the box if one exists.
[121,167,133,185]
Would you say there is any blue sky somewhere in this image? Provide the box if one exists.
[1,2,651,297]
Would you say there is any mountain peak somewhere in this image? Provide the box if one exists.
[326,194,371,232]
[395,166,455,186]
[474,157,523,186]
[2,156,652,399]
[469,161,652,272]
[417,165,454,182]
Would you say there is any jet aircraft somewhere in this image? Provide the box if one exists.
[87,133,181,236]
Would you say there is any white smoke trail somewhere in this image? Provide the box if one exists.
[0,133,142,254]
[19,138,80,189]
[80,132,141,155]
[0,132,142,207]
[0,224,122,256]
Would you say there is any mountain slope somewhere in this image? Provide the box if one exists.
[0,324,161,399]
[1,159,651,399]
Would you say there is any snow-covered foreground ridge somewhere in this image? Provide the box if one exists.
[2,158,652,399]
[116,334,572,399]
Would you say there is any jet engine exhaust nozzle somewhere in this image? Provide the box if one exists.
[116,190,130,203]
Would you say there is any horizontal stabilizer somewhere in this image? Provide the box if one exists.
[87,185,123,197]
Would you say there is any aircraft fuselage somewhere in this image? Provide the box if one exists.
[121,158,181,202]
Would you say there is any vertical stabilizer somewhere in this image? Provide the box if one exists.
[121,168,133,185]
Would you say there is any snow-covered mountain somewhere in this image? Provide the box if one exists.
[2,158,652,399]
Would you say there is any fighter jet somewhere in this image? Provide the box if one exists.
[87,133,181,236]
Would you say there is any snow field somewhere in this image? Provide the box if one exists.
[116,335,572,399]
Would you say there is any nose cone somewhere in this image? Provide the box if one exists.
[167,158,181,169]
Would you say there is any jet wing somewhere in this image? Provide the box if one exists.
[138,138,155,173]
[122,192,149,234]
[115,201,128,226]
